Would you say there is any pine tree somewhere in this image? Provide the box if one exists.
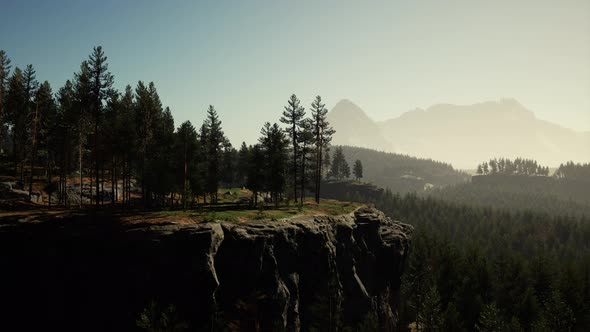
[353,160,363,181]
[419,284,444,331]
[0,50,11,154]
[175,121,198,210]
[221,144,237,189]
[5,67,26,181]
[330,147,349,180]
[23,65,38,185]
[55,80,76,205]
[149,106,175,203]
[543,290,575,331]
[246,144,265,205]
[117,85,135,206]
[475,302,504,332]
[280,94,305,202]
[74,61,92,206]
[87,46,114,206]
[236,142,249,188]
[259,122,288,207]
[202,105,227,203]
[310,95,335,203]
[28,81,53,199]
[298,118,314,204]
[39,81,59,206]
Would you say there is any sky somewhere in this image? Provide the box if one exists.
[1,0,589,145]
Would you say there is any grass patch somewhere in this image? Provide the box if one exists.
[143,198,361,224]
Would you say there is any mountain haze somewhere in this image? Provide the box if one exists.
[328,99,590,168]
[325,100,392,152]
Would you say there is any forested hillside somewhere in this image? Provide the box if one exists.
[336,146,469,193]
[320,184,590,331]
[430,161,590,217]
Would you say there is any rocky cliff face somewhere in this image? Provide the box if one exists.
[0,207,412,331]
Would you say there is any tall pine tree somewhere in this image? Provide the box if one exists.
[87,46,114,206]
[280,94,305,202]
[310,95,334,203]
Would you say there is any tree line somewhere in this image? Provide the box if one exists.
[0,47,343,208]
[554,161,590,181]
[476,157,550,176]
[326,146,363,182]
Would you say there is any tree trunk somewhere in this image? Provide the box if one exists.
[47,158,52,207]
[101,164,104,205]
[95,117,99,207]
[293,123,298,203]
[29,104,39,201]
[79,136,83,208]
[316,146,322,204]
[111,155,116,206]
[183,142,187,211]
[300,150,305,205]
[13,140,18,178]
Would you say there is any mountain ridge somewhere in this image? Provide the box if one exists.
[327,98,590,168]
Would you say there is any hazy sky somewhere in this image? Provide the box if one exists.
[2,0,589,145]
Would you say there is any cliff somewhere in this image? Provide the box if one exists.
[0,207,412,331]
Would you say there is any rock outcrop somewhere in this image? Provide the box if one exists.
[0,207,412,331]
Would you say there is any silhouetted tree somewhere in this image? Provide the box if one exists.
[28,81,54,199]
[54,80,76,205]
[73,61,92,206]
[87,46,114,206]
[259,122,288,206]
[353,160,363,181]
[175,121,198,209]
[236,142,249,187]
[329,147,350,180]
[280,94,305,202]
[23,64,38,185]
[246,144,265,206]
[5,67,26,181]
[202,105,227,203]
[310,95,335,203]
[0,50,11,153]
[298,118,314,204]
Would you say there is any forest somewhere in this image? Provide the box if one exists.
[475,158,550,176]
[336,145,469,193]
[0,47,351,209]
[318,184,590,331]
[430,159,590,218]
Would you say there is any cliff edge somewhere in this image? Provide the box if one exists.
[0,206,412,331]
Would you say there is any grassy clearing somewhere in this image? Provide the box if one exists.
[141,198,362,224]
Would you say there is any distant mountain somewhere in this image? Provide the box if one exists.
[327,98,590,168]
[326,100,392,152]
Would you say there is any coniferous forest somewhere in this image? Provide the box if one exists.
[0,47,336,208]
[318,183,590,331]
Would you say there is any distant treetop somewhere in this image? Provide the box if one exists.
[475,158,550,176]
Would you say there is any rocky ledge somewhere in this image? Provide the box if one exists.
[0,206,412,331]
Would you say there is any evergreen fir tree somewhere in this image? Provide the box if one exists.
[280,94,305,202]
